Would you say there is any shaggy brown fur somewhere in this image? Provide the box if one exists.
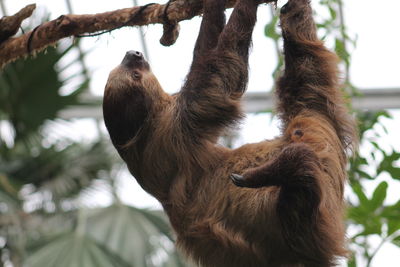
[103,0,357,266]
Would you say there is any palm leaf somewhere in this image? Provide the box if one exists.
[26,232,131,267]
[0,44,89,142]
[85,204,173,267]
[3,140,114,204]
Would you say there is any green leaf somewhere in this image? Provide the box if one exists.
[328,6,337,21]
[264,15,280,41]
[378,151,400,180]
[26,232,131,267]
[351,183,369,206]
[388,220,400,236]
[347,205,369,225]
[392,235,400,248]
[2,140,114,202]
[85,204,177,267]
[335,38,350,66]
[0,45,89,143]
[356,111,391,138]
[356,170,373,180]
[358,217,383,236]
[381,200,400,221]
[369,181,388,211]
[347,255,357,267]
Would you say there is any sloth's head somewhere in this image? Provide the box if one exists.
[103,50,167,149]
[103,50,167,110]
[104,50,161,97]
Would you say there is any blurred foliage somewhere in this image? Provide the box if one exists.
[0,44,88,142]
[25,205,186,267]
[347,111,400,267]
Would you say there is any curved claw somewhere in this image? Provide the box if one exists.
[230,173,247,187]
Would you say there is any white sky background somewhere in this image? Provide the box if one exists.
[2,0,400,266]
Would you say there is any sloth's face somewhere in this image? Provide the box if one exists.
[120,50,150,80]
[104,50,164,116]
[104,50,156,97]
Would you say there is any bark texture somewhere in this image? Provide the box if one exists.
[0,0,275,67]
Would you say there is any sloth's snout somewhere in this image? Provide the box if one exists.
[122,50,145,68]
[126,50,143,59]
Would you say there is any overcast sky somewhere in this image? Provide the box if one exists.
[2,0,400,266]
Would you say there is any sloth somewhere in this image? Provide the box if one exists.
[103,0,357,266]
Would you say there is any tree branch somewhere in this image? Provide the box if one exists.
[0,4,36,43]
[0,0,276,68]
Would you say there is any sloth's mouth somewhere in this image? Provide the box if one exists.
[121,50,149,70]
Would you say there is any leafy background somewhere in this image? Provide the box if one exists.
[1,0,400,266]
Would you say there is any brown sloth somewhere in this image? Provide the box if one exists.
[103,0,357,266]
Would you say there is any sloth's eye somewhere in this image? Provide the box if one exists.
[133,71,141,79]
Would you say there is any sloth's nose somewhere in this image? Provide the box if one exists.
[122,50,145,67]
[126,50,143,59]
